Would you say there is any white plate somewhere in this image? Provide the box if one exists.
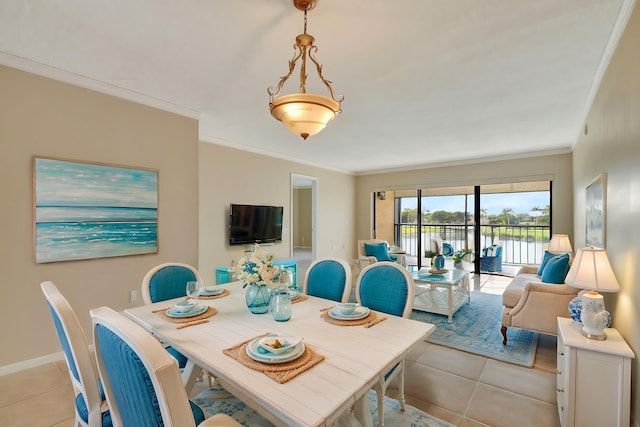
[328,306,370,320]
[258,336,303,355]
[165,304,207,318]
[200,287,224,296]
[245,338,305,364]
[290,291,300,300]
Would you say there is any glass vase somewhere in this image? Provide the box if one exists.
[245,283,270,314]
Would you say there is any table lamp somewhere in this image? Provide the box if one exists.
[565,247,620,340]
[547,234,573,259]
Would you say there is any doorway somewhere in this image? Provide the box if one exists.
[291,174,317,285]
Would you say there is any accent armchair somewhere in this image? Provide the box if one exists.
[357,239,406,268]
[480,245,503,272]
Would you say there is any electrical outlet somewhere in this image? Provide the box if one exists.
[129,290,138,303]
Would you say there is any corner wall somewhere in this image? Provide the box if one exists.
[0,65,200,367]
[572,3,640,423]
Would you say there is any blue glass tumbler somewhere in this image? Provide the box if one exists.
[271,288,292,322]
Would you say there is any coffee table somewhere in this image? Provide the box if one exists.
[411,268,470,322]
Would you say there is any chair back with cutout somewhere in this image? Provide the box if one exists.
[303,258,352,302]
[41,281,111,427]
[356,262,414,318]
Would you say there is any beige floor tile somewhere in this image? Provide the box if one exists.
[0,386,75,427]
[50,418,74,427]
[409,343,487,381]
[459,418,491,427]
[479,359,556,403]
[533,333,558,373]
[465,383,560,427]
[0,363,69,407]
[404,365,478,415]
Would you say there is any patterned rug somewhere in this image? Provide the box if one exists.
[410,291,539,367]
[194,386,454,427]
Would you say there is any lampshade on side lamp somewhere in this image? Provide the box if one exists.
[547,234,573,258]
[565,247,620,340]
[268,0,344,140]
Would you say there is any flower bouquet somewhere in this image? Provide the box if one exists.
[231,244,282,314]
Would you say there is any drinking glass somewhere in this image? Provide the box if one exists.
[271,288,292,322]
[186,281,201,301]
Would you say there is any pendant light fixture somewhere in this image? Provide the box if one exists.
[268,0,343,140]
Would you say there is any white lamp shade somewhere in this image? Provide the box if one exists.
[565,247,620,292]
[547,234,573,255]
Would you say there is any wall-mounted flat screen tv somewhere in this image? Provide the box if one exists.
[229,204,284,246]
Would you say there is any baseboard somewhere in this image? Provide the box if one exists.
[0,352,65,376]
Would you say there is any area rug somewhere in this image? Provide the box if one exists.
[410,291,539,367]
[195,386,454,427]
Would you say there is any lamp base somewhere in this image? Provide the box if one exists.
[580,329,607,340]
[579,291,611,341]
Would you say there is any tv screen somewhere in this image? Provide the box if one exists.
[229,204,284,246]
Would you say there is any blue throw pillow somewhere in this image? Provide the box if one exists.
[537,251,556,276]
[364,242,393,262]
[541,253,570,284]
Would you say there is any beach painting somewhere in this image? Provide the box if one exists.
[34,157,158,263]
[585,173,606,249]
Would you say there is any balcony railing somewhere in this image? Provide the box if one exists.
[395,223,550,266]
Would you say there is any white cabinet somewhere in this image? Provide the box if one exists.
[557,317,634,427]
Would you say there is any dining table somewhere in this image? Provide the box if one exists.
[124,280,435,427]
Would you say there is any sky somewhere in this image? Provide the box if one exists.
[400,191,550,216]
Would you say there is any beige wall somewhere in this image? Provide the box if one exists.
[0,66,200,367]
[198,143,356,285]
[293,188,313,248]
[572,4,640,422]
[356,154,574,244]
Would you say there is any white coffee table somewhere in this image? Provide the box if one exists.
[412,268,470,322]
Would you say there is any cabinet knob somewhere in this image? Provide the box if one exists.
[557,388,564,393]
[558,351,564,356]
[557,370,562,375]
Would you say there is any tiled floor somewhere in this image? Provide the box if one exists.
[0,270,560,427]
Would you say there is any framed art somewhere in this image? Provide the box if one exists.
[34,157,158,263]
[585,173,606,248]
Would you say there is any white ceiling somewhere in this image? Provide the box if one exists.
[0,0,633,174]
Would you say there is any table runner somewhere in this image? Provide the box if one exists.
[223,333,324,384]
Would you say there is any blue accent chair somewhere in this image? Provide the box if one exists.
[480,245,503,272]
[356,262,415,427]
[90,306,257,427]
[40,281,112,427]
[302,258,352,302]
[141,262,204,391]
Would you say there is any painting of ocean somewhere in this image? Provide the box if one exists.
[34,158,158,263]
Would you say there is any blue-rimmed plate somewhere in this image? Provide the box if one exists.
[166,304,207,318]
[245,337,305,364]
[200,287,225,296]
[290,290,301,300]
[328,306,370,320]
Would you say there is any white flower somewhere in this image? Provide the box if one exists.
[231,244,282,287]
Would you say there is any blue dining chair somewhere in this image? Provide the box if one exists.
[40,281,112,427]
[141,262,205,392]
[90,306,268,427]
[355,262,415,427]
[302,258,352,302]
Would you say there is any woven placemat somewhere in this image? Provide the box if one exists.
[321,310,376,326]
[197,289,230,300]
[223,334,324,384]
[291,294,309,304]
[155,306,217,323]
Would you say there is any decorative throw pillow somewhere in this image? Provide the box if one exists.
[537,251,556,276]
[364,242,393,262]
[541,253,571,284]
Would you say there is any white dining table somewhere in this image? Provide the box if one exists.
[124,281,435,427]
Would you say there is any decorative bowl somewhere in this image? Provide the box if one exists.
[258,336,303,355]
[173,300,198,313]
[335,302,358,315]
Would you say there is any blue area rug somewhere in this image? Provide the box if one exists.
[410,291,539,367]
[194,386,454,427]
